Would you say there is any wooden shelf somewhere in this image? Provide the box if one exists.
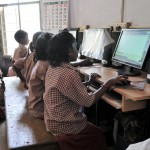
[88,85,122,109]
[78,63,150,111]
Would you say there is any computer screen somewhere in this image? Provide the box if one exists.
[59,28,77,39]
[69,30,77,39]
[79,29,114,61]
[112,29,150,76]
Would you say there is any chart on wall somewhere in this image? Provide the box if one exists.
[40,0,69,33]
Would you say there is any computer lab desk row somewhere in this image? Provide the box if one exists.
[77,63,150,138]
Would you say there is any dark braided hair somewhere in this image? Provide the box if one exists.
[29,31,44,52]
[47,30,76,67]
[35,32,53,61]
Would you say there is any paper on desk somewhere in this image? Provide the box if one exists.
[130,81,146,91]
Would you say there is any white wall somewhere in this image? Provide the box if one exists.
[69,0,150,28]
[124,0,150,27]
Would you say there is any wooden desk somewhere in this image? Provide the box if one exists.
[78,63,150,138]
[77,63,150,112]
[4,77,59,150]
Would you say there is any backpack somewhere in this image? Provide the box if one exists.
[114,110,145,144]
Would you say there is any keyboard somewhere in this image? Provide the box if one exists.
[79,59,93,67]
[114,80,131,86]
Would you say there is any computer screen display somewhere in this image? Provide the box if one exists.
[112,29,150,75]
[69,30,77,39]
[80,29,114,60]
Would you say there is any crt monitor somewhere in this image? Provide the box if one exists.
[112,29,150,76]
[69,29,82,50]
[79,29,114,61]
[69,30,77,39]
[60,28,77,40]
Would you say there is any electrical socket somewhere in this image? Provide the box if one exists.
[110,22,132,31]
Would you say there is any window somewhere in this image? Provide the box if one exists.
[0,0,18,5]
[20,4,40,43]
[3,6,19,55]
[0,0,40,55]
[0,0,39,5]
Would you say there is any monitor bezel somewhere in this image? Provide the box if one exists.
[80,28,113,61]
[112,28,150,69]
[68,28,78,40]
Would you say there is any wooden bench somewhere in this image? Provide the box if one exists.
[4,76,60,150]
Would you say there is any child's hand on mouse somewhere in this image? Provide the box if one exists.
[103,75,128,87]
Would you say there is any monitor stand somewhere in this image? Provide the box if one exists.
[117,66,141,76]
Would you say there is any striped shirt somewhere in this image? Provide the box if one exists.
[44,63,95,135]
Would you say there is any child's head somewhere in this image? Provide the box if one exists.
[14,30,29,45]
[29,31,44,52]
[47,30,78,67]
[35,32,53,61]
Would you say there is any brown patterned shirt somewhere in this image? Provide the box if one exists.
[28,60,49,119]
[44,63,95,135]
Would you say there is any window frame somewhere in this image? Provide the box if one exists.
[0,0,41,55]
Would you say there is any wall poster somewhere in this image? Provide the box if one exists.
[40,0,69,33]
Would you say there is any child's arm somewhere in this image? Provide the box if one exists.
[83,73,101,86]
[13,65,28,89]
[94,75,128,102]
[13,57,28,89]
[13,65,25,82]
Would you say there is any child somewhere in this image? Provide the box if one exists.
[13,31,43,89]
[28,32,53,119]
[13,29,29,63]
[44,31,128,150]
[7,29,29,76]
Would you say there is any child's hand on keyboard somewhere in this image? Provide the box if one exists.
[114,80,131,86]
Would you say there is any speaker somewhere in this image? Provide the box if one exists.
[102,45,112,67]
[147,65,150,84]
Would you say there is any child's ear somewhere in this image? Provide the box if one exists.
[68,48,73,59]
[20,38,24,44]
[68,48,71,54]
